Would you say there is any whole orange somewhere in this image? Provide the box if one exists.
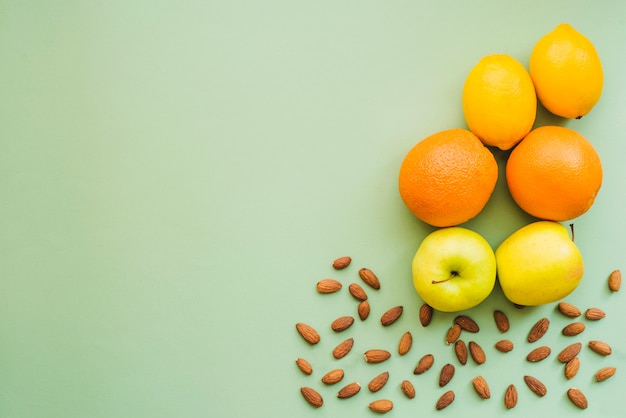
[398,128,498,227]
[506,126,603,221]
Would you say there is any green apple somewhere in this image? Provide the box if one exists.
[496,221,584,306]
[412,227,497,312]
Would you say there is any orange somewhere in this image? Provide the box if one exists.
[398,128,498,227]
[506,126,603,221]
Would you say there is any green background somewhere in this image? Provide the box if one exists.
[1,1,624,417]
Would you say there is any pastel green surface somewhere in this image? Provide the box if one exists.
[0,1,625,417]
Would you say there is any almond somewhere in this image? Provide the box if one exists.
[348,283,368,301]
[445,324,462,345]
[436,390,455,410]
[381,305,403,326]
[585,307,606,320]
[295,358,313,375]
[398,331,413,356]
[468,341,486,364]
[455,315,479,333]
[523,375,547,397]
[401,380,416,399]
[558,302,581,318]
[454,340,468,365]
[332,256,352,270]
[504,384,518,409]
[331,316,354,332]
[337,382,361,399]
[300,386,323,408]
[296,323,321,345]
[419,303,433,327]
[368,399,393,413]
[595,366,617,382]
[316,279,342,293]
[562,322,585,336]
[567,388,588,409]
[527,317,550,343]
[358,267,381,290]
[368,371,389,392]
[333,337,354,359]
[527,346,551,362]
[495,339,514,353]
[439,363,455,387]
[558,342,582,363]
[321,368,344,385]
[564,357,580,379]
[358,300,370,321]
[608,269,621,292]
[589,340,612,356]
[493,310,510,332]
[472,376,490,399]
[414,353,435,374]
[364,349,391,363]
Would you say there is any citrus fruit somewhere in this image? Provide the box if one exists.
[462,54,537,150]
[530,23,603,119]
[506,126,602,221]
[398,128,498,227]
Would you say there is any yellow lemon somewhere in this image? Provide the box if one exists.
[530,23,603,119]
[462,54,537,150]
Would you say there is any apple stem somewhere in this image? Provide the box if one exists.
[432,271,458,285]
[569,223,575,242]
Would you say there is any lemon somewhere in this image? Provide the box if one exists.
[530,23,603,119]
[462,54,537,150]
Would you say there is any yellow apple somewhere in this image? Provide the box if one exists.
[496,221,584,306]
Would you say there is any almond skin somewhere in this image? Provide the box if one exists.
[454,340,468,365]
[316,279,342,293]
[445,324,462,345]
[436,390,455,410]
[455,315,479,332]
[368,371,390,392]
[528,317,550,343]
[331,316,354,332]
[504,384,518,409]
[398,331,413,355]
[557,302,581,318]
[469,341,486,364]
[414,354,435,374]
[495,339,514,353]
[589,340,612,356]
[300,386,323,408]
[380,306,403,326]
[585,307,606,320]
[358,300,370,320]
[321,369,344,385]
[567,388,588,409]
[401,380,416,399]
[419,303,433,327]
[493,310,510,332]
[368,399,393,413]
[364,349,391,363]
[608,269,621,292]
[358,268,381,290]
[595,367,617,382]
[337,382,361,399]
[296,323,321,345]
[472,376,490,399]
[333,337,354,359]
[558,342,582,363]
[439,363,455,387]
[562,322,585,336]
[332,256,352,270]
[565,357,580,379]
[296,358,313,375]
[348,283,368,301]
[527,346,551,362]
[523,375,547,397]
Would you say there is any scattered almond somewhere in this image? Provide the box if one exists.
[414,354,435,374]
[435,390,455,410]
[454,340,468,365]
[585,307,606,320]
[401,380,416,399]
[337,382,361,399]
[331,316,354,332]
[364,349,391,363]
[368,371,390,392]
[567,388,588,409]
[589,340,612,356]
[493,310,510,332]
[468,341,486,364]
[368,399,393,413]
[300,386,323,408]
[445,324,462,345]
[562,322,585,336]
[380,305,403,326]
[332,338,354,359]
[528,317,550,343]
[564,357,580,379]
[608,269,621,292]
[321,369,344,385]
[419,303,433,327]
[295,358,313,375]
[558,342,582,363]
[558,302,581,318]
[523,375,547,397]
[495,339,514,353]
[358,268,381,290]
[332,256,352,270]
[472,376,490,399]
[595,367,616,382]
[357,300,370,321]
[504,384,518,409]
[348,283,368,301]
[316,279,342,293]
[296,323,321,345]
[526,346,551,362]
[455,315,479,333]
[398,331,412,356]
[439,363,455,387]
